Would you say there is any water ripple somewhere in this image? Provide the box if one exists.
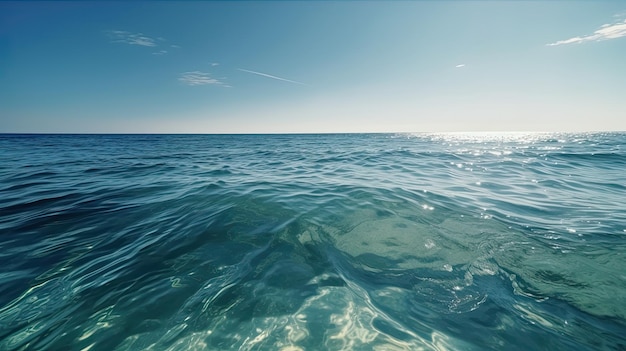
[0,133,625,350]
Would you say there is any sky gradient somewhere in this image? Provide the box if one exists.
[1,1,625,133]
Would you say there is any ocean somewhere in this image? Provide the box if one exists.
[0,133,625,350]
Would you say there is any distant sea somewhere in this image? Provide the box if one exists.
[1,133,625,350]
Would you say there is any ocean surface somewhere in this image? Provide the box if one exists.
[0,133,625,350]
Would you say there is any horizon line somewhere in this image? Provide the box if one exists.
[1,130,624,136]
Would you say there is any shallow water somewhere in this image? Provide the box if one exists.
[1,133,625,350]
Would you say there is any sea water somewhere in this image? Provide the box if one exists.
[0,133,624,350]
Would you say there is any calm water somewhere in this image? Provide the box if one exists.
[1,133,625,350]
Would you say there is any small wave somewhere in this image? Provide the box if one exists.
[1,133,625,350]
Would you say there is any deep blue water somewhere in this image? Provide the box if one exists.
[1,133,625,350]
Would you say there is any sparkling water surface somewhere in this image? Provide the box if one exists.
[1,133,625,350]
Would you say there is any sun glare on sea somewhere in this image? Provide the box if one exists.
[410,131,560,144]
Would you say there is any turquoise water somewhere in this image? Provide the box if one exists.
[1,133,625,350]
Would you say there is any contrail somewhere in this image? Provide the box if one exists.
[238,68,306,85]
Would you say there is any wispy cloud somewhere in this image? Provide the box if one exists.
[106,30,160,47]
[238,68,306,85]
[455,64,465,68]
[210,62,220,67]
[178,71,229,87]
[152,50,168,56]
[547,19,626,46]
[613,12,626,19]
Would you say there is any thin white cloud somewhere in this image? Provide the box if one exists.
[455,64,465,68]
[106,30,158,47]
[152,50,168,56]
[548,19,626,46]
[238,68,306,85]
[178,71,229,87]
[210,62,220,67]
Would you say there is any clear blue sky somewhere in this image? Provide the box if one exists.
[1,1,625,133]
